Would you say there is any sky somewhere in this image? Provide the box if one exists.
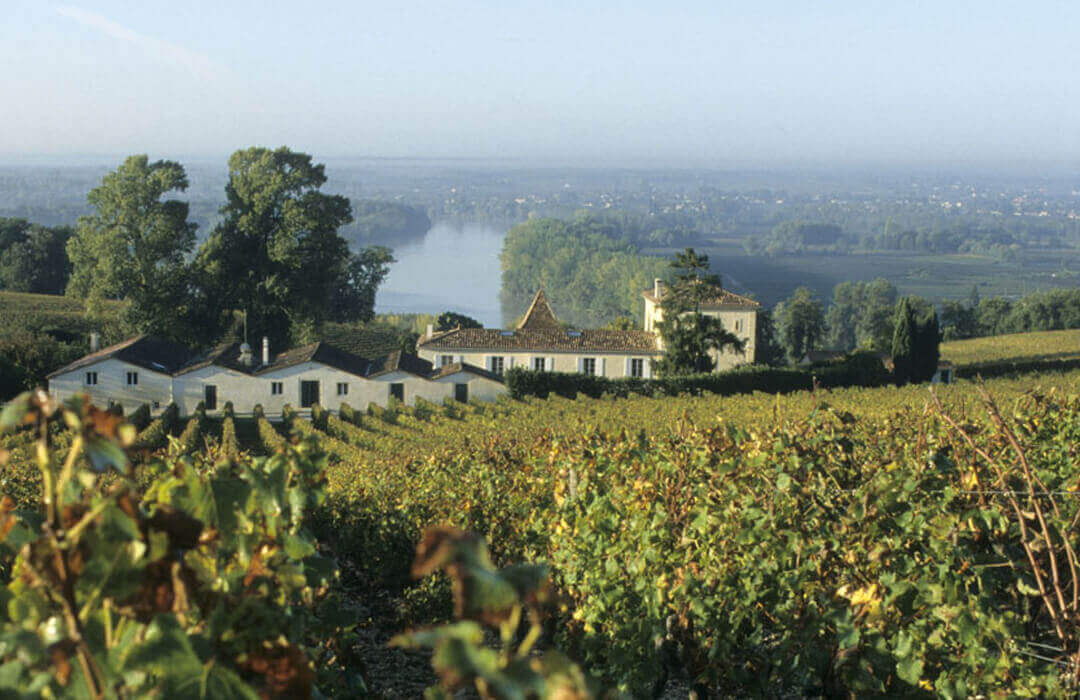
[2,0,1078,166]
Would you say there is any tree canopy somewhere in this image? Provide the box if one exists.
[773,287,826,364]
[65,156,199,340]
[198,147,392,347]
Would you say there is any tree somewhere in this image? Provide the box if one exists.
[754,308,786,367]
[0,224,72,294]
[912,305,941,383]
[436,311,483,331]
[891,298,916,384]
[198,147,392,348]
[654,248,744,376]
[66,156,198,340]
[825,279,897,352]
[774,287,825,364]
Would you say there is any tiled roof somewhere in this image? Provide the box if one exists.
[642,284,760,308]
[47,335,192,378]
[365,350,434,377]
[176,341,375,378]
[418,328,661,354]
[517,290,562,331]
[428,362,504,382]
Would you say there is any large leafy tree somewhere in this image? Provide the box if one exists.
[0,223,72,294]
[198,147,392,347]
[66,156,199,340]
[774,287,825,364]
[825,279,897,352]
[655,248,744,376]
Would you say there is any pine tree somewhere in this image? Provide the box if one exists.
[891,298,916,385]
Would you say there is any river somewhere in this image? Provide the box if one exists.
[374,221,506,327]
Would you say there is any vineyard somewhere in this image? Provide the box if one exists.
[941,328,1080,367]
[3,370,1080,695]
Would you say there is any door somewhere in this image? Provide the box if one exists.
[454,383,468,403]
[300,380,320,408]
[204,385,217,411]
[389,383,404,403]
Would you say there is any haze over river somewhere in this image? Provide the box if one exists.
[375,221,506,327]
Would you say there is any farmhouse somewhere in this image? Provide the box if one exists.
[417,284,760,377]
[47,335,504,418]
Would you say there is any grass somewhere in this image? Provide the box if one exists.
[940,328,1080,367]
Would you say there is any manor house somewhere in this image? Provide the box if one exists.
[416,282,760,378]
[47,281,759,417]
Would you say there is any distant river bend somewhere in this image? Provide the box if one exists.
[374,221,506,327]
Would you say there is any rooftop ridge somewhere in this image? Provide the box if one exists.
[517,289,562,331]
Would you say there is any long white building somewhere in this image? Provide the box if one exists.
[47,335,504,418]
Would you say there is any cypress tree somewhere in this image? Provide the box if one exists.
[912,308,941,383]
[891,298,915,385]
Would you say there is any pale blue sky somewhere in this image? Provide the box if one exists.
[2,1,1077,165]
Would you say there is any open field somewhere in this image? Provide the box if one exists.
[941,328,1080,366]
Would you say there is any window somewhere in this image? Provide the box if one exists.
[440,355,454,367]
[533,357,546,371]
[389,383,405,402]
[734,319,743,332]
[85,371,98,386]
[490,356,505,375]
[582,358,597,375]
[630,358,644,378]
[337,382,348,396]
[300,381,320,408]
[270,381,283,395]
[152,401,160,411]
[125,371,138,386]
[204,385,217,411]
[454,383,468,403]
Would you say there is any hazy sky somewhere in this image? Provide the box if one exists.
[2,1,1078,165]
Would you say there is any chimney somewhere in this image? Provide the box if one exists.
[262,336,270,366]
[89,332,100,353]
[654,279,663,299]
[426,323,434,339]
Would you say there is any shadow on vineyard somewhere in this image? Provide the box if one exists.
[2,373,1080,696]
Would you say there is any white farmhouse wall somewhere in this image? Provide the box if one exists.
[416,350,659,379]
[431,372,506,403]
[252,362,371,417]
[173,365,261,416]
[49,358,172,415]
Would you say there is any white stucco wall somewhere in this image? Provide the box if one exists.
[49,358,173,415]
[645,304,757,370]
[417,350,659,379]
[431,371,506,403]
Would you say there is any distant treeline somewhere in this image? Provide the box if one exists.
[340,200,431,247]
[743,219,1060,261]
[765,281,1080,365]
[500,212,689,327]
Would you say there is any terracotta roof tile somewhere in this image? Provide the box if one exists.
[419,328,660,354]
[642,284,760,308]
[517,290,562,330]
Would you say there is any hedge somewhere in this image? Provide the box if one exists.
[506,352,892,400]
